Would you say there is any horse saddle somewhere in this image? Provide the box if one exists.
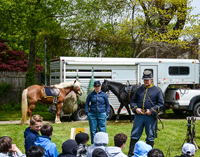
[43,85,60,104]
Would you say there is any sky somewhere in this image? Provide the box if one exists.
[190,0,200,15]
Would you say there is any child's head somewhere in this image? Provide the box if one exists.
[0,136,13,153]
[92,148,108,157]
[148,148,164,157]
[75,132,89,145]
[182,143,195,156]
[30,115,43,132]
[26,145,45,157]
[114,133,127,148]
[40,124,53,137]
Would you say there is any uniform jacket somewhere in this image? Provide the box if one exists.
[130,83,164,115]
[86,132,109,157]
[24,127,40,152]
[0,151,26,157]
[34,136,58,157]
[105,146,127,157]
[85,90,110,115]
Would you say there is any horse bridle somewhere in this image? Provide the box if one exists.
[73,84,81,94]
[104,81,110,93]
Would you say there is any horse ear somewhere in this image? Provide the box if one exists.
[74,80,76,83]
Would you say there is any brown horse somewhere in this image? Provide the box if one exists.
[20,80,82,124]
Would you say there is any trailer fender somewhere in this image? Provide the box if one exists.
[188,95,200,110]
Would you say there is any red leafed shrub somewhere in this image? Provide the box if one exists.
[0,41,43,72]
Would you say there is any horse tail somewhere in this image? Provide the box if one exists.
[21,89,28,125]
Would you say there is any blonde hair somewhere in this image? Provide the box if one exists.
[30,115,43,125]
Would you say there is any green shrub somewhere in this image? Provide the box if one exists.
[0,81,11,97]
[34,103,49,111]
[0,102,48,112]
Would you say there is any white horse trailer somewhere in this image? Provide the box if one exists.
[50,57,199,121]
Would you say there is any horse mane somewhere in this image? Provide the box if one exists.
[105,80,124,87]
[54,80,81,89]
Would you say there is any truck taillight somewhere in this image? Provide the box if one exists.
[176,92,180,100]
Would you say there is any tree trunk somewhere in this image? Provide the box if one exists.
[25,30,37,88]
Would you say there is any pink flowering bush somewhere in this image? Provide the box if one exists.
[0,41,43,72]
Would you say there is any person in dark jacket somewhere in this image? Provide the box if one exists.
[85,81,110,144]
[128,71,164,157]
[58,139,77,157]
[75,132,89,157]
[175,143,195,157]
[24,115,43,153]
[34,124,58,157]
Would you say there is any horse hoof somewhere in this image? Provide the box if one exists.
[115,120,118,123]
[55,121,61,123]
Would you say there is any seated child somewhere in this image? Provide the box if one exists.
[26,145,45,157]
[175,143,195,157]
[92,148,108,157]
[58,139,77,157]
[75,132,89,157]
[147,148,164,157]
[86,132,109,157]
[0,136,26,157]
[105,133,127,157]
[34,124,58,157]
[133,141,152,157]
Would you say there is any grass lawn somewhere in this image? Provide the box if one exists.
[0,110,199,156]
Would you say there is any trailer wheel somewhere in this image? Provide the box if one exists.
[173,109,187,115]
[193,102,200,117]
[72,107,88,121]
[107,108,113,120]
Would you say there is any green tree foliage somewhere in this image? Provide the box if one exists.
[0,0,199,86]
[0,0,98,87]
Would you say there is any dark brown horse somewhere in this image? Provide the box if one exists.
[20,80,82,124]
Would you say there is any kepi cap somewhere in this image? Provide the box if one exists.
[94,81,101,87]
[182,143,195,156]
[142,70,153,80]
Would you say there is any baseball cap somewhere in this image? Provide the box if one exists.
[94,81,101,87]
[182,143,195,156]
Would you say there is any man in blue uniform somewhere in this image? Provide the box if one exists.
[85,81,110,144]
[128,70,164,157]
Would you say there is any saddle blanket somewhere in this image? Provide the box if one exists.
[43,87,60,98]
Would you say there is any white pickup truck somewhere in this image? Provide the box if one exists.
[164,87,200,117]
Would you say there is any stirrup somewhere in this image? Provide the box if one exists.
[53,97,58,104]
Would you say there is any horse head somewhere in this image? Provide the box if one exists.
[101,80,110,93]
[73,80,83,96]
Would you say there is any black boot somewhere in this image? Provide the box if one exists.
[146,141,154,148]
[128,139,138,157]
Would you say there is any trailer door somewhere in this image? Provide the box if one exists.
[140,66,158,86]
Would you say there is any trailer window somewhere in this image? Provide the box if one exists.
[169,66,189,75]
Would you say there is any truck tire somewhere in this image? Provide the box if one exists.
[72,107,88,121]
[193,102,200,117]
[107,108,113,120]
[173,109,187,115]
